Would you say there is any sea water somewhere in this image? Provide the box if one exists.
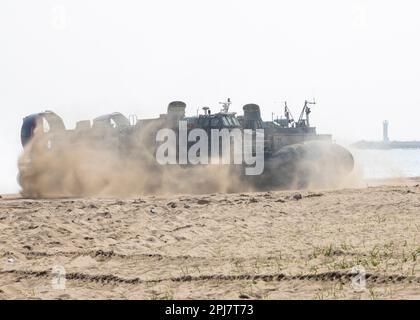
[351,148,420,179]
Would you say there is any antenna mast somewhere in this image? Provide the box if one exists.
[298,99,316,127]
[284,101,295,125]
[219,98,232,113]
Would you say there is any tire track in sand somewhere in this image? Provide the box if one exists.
[2,269,419,286]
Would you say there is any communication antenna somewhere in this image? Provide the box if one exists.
[274,100,296,127]
[298,99,316,127]
[219,98,232,113]
[283,101,295,125]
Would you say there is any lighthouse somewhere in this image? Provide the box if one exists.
[383,120,389,142]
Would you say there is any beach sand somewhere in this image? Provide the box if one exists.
[1,178,420,300]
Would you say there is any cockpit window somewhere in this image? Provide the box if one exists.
[232,117,240,126]
[198,117,210,127]
[222,117,230,127]
[210,118,220,127]
[228,116,239,127]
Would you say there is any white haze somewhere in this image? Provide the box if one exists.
[1,0,420,193]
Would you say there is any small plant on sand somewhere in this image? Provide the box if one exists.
[313,291,325,300]
[253,259,261,274]
[383,286,394,299]
[313,282,345,300]
[310,244,335,259]
[374,214,386,223]
[369,245,380,259]
[368,287,377,300]
[179,265,190,277]
[352,291,363,300]
[261,291,271,300]
[150,293,159,300]
[193,265,201,275]
[309,265,319,274]
[149,289,174,300]
[232,259,245,274]
[332,260,353,270]
[340,242,355,252]
[211,246,224,260]
[253,256,272,274]
[274,257,283,273]
[322,244,334,257]
[408,262,417,276]
[161,289,174,300]
[369,257,380,268]
[411,250,418,262]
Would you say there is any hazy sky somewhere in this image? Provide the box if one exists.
[1,0,419,193]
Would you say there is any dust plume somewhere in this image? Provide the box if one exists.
[17,118,357,198]
[17,122,249,198]
[257,140,359,191]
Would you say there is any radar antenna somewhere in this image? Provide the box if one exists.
[219,98,232,113]
[202,106,210,115]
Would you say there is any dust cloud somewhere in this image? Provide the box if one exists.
[17,122,248,198]
[17,120,357,198]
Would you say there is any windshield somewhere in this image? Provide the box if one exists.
[198,117,210,127]
[210,118,220,127]
[232,117,240,126]
[222,117,230,127]
[225,116,240,127]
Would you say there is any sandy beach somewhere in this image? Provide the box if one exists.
[1,178,420,300]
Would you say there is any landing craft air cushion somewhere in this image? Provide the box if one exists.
[18,100,354,196]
